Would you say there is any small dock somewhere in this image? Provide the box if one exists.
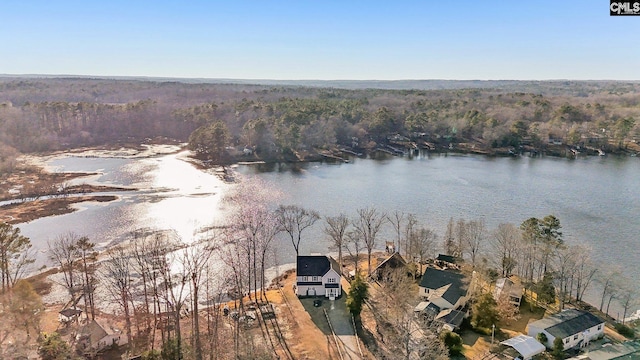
[320,152,349,163]
[339,148,363,157]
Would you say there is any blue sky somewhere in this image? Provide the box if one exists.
[2,0,639,80]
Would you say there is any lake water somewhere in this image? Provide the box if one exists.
[13,150,640,315]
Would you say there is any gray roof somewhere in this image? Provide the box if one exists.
[436,254,461,264]
[436,309,465,328]
[568,340,640,360]
[59,308,82,317]
[419,267,467,306]
[529,309,604,339]
[297,255,331,277]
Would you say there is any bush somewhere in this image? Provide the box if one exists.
[614,323,635,339]
[440,331,463,356]
[536,332,548,345]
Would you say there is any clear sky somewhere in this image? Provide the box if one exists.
[2,0,639,80]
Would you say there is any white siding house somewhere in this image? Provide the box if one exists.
[296,255,342,299]
[527,309,605,350]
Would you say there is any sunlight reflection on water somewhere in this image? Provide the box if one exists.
[18,151,233,267]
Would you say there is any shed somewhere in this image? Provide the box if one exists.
[59,308,82,323]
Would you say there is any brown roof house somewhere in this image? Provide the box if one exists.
[371,252,409,282]
[494,277,524,307]
[77,319,128,354]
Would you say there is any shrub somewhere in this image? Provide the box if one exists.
[536,332,548,345]
[440,331,463,356]
[614,323,635,339]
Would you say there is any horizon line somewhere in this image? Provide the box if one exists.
[2,73,639,83]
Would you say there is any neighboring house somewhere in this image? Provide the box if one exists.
[494,277,523,307]
[77,319,127,353]
[567,339,640,360]
[500,335,546,360]
[295,255,342,299]
[59,308,82,324]
[527,309,605,350]
[419,267,468,310]
[371,252,408,282]
[414,301,465,332]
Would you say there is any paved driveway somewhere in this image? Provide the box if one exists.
[301,295,362,359]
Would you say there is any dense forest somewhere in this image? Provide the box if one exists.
[1,77,639,171]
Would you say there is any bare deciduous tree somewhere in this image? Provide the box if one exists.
[102,245,134,345]
[459,219,486,267]
[183,241,215,360]
[324,214,350,274]
[48,232,80,300]
[353,207,387,275]
[275,204,320,256]
[408,227,437,276]
[490,223,520,277]
[387,210,405,254]
[345,230,365,276]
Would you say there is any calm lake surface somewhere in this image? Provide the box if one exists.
[15,150,639,313]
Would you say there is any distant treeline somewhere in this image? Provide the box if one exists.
[0,78,639,171]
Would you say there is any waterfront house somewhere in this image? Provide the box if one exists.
[527,309,605,350]
[77,319,127,354]
[494,277,523,307]
[371,252,408,282]
[295,255,342,299]
[419,267,468,310]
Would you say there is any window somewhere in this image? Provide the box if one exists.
[303,276,308,281]
[574,335,578,340]
[565,338,570,344]
[327,278,336,283]
[597,325,602,331]
[312,276,318,281]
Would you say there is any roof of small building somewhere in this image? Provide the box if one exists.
[59,308,82,317]
[567,340,640,360]
[373,252,407,272]
[436,254,461,264]
[501,335,546,359]
[419,267,467,306]
[297,255,335,277]
[495,277,524,299]
[529,309,604,339]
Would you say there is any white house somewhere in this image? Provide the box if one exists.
[527,309,605,350]
[295,255,342,299]
[419,267,468,310]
